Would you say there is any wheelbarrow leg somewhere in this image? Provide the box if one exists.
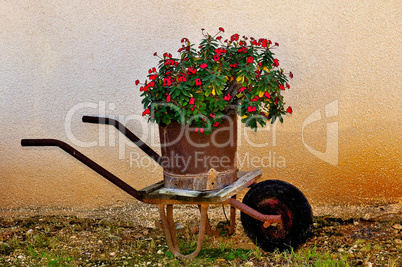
[229,195,237,235]
[158,204,208,259]
[197,205,214,236]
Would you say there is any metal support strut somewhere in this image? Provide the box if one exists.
[158,204,209,259]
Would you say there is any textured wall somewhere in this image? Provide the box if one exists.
[1,1,401,213]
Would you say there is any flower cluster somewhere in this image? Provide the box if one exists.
[136,28,293,134]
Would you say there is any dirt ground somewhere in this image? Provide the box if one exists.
[1,203,401,266]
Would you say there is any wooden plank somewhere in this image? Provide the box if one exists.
[139,180,164,194]
[141,169,262,203]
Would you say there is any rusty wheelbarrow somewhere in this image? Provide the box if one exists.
[21,115,313,258]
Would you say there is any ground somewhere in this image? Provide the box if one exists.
[0,204,401,266]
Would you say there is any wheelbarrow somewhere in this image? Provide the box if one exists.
[21,115,313,258]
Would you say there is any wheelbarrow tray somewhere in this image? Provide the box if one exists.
[139,170,261,204]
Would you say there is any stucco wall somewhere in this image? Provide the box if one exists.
[1,1,401,213]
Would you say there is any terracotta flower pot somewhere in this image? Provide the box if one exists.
[159,114,238,191]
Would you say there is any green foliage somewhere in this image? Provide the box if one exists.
[136,28,293,133]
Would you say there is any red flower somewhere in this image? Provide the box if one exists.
[216,36,222,40]
[286,83,290,89]
[213,55,220,62]
[163,77,172,86]
[142,108,150,116]
[178,76,186,82]
[135,80,140,85]
[195,78,202,85]
[215,48,226,55]
[200,63,208,69]
[238,47,247,53]
[280,85,285,90]
[140,86,144,92]
[264,92,271,99]
[188,67,197,75]
[163,52,172,58]
[239,87,246,92]
[275,42,279,46]
[224,94,231,101]
[181,38,189,43]
[219,27,225,32]
[287,106,293,114]
[231,34,240,41]
[289,72,294,78]
[149,81,155,87]
[153,52,157,56]
[213,122,220,127]
[247,57,254,64]
[248,106,257,112]
[210,113,215,118]
[189,98,195,105]
[166,95,171,102]
[149,74,158,80]
[273,59,279,67]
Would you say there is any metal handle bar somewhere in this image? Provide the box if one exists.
[21,138,142,201]
[82,115,162,166]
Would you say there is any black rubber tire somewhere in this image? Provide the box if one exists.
[240,180,313,252]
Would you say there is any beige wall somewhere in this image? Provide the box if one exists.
[1,1,401,213]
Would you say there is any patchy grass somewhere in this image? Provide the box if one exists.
[0,215,401,266]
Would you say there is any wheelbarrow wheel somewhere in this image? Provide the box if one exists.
[240,179,313,252]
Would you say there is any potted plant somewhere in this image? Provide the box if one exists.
[136,28,293,191]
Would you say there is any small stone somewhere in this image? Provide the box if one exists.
[157,249,163,254]
[98,240,103,244]
[244,262,254,267]
[338,248,345,252]
[26,229,34,235]
[353,221,359,226]
[363,262,373,267]
[109,252,116,256]
[394,239,402,244]
[392,224,402,230]
[176,222,183,230]
[142,230,149,236]
[70,235,77,239]
[18,255,25,259]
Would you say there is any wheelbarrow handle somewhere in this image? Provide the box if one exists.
[21,139,60,147]
[82,116,161,166]
[21,138,143,201]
